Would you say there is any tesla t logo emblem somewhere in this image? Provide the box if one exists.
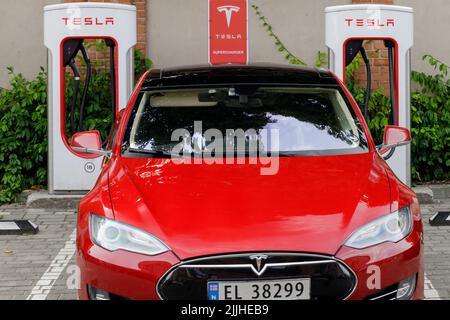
[249,255,268,276]
[217,6,240,28]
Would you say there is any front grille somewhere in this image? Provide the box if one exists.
[157,253,357,300]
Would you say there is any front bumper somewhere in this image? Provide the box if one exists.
[336,220,424,300]
[77,215,424,300]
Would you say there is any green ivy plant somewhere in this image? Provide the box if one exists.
[315,51,328,68]
[349,86,392,145]
[344,52,392,145]
[65,67,113,142]
[252,5,329,68]
[0,68,48,203]
[252,4,306,65]
[410,55,450,182]
[134,49,153,81]
[0,47,152,204]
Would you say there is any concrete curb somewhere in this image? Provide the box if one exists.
[26,191,85,210]
[413,186,434,204]
[23,184,449,209]
[413,184,450,204]
[429,184,450,200]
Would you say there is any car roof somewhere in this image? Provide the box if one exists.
[140,63,339,90]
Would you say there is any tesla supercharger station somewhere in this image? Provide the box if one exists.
[44,3,136,193]
[325,4,413,186]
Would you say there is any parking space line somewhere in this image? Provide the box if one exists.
[424,273,441,300]
[26,229,77,300]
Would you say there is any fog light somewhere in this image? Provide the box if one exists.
[88,285,111,300]
[396,275,416,300]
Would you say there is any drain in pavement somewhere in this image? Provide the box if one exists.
[429,212,450,226]
[0,220,39,235]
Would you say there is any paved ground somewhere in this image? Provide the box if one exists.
[421,199,450,299]
[0,206,77,300]
[0,194,449,300]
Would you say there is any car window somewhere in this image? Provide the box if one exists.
[122,86,369,157]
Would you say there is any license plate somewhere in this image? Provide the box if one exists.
[207,278,310,300]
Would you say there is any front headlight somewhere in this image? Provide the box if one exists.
[344,207,413,249]
[90,214,170,256]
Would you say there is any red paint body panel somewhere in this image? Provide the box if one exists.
[108,153,391,259]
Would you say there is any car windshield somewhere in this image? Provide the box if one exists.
[122,86,368,157]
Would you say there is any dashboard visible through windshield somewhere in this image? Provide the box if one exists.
[122,86,369,158]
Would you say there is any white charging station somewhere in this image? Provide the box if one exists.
[44,3,136,193]
[325,4,413,186]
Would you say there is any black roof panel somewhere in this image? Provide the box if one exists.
[141,64,339,90]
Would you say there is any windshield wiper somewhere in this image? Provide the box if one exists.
[127,148,173,158]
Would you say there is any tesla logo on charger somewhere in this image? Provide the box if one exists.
[217,5,240,28]
[209,0,248,65]
[345,18,395,28]
[249,254,268,276]
[62,17,115,26]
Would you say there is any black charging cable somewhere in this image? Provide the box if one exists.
[68,59,81,134]
[383,41,397,161]
[387,46,397,126]
[359,47,372,122]
[105,39,117,126]
[78,46,91,132]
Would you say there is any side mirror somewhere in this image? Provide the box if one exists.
[72,130,101,150]
[71,131,111,157]
[378,126,411,153]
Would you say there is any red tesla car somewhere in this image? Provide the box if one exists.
[73,64,424,300]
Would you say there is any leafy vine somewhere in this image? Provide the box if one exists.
[252,4,306,66]
[252,4,327,67]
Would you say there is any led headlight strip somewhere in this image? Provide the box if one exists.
[90,214,170,256]
[345,207,413,249]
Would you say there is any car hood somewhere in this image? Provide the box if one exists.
[108,153,392,260]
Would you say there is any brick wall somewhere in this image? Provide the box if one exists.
[352,0,393,94]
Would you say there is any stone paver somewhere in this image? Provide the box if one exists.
[0,191,449,300]
[421,198,450,300]
[27,229,76,300]
[0,206,77,300]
